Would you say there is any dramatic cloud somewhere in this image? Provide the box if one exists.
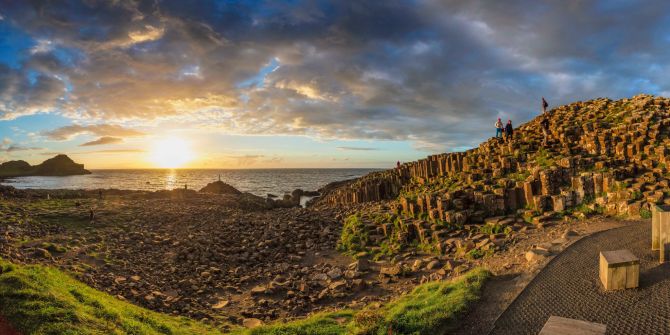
[3,1,670,150]
[43,125,144,141]
[80,136,123,146]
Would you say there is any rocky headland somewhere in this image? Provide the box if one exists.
[0,154,91,177]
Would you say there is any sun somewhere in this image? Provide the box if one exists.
[149,137,195,168]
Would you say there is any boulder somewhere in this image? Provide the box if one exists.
[199,181,242,195]
[380,264,402,276]
[525,249,550,263]
[243,318,263,328]
[425,260,441,270]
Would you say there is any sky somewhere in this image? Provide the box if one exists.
[1,0,670,169]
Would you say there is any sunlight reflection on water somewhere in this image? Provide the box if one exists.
[1,169,379,196]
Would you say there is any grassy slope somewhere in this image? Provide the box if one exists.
[0,259,488,335]
[0,260,225,335]
[235,268,490,335]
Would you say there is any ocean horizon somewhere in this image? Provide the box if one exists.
[0,168,380,197]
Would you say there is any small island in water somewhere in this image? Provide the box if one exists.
[0,154,91,177]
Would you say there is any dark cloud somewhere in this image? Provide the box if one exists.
[80,136,123,146]
[43,124,144,141]
[3,1,670,150]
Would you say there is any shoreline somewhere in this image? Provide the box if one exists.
[0,169,373,199]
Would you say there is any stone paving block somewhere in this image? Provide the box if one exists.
[538,316,606,335]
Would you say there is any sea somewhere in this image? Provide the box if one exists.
[0,169,379,197]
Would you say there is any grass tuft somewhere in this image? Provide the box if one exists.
[337,215,369,254]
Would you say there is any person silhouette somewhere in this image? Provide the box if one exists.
[505,120,513,142]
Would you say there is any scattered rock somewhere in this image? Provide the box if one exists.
[212,300,229,309]
[425,260,441,270]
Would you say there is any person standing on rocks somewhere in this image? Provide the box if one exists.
[495,118,504,138]
[541,117,550,145]
[542,97,549,113]
[505,120,513,142]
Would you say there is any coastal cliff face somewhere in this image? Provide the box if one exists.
[0,154,90,177]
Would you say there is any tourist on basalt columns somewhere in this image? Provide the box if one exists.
[505,120,513,142]
[495,118,504,138]
[541,117,550,145]
[396,161,401,169]
[542,97,549,113]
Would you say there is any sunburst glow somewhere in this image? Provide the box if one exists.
[149,137,195,168]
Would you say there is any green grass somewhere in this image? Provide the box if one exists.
[534,148,555,168]
[230,268,489,335]
[231,311,355,335]
[337,215,369,254]
[640,208,652,219]
[0,259,226,335]
[348,268,489,334]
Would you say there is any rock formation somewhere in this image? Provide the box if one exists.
[0,154,90,177]
[199,180,242,195]
[317,94,670,255]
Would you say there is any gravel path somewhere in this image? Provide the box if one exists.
[490,221,670,335]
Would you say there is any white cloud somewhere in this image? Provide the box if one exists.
[31,39,55,55]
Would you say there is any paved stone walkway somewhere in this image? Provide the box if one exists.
[490,221,670,335]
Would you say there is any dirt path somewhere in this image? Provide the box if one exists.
[489,220,666,334]
[455,217,635,335]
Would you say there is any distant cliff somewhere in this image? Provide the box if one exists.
[0,155,91,177]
